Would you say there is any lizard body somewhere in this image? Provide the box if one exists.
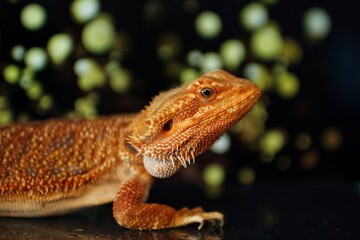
[0,70,261,230]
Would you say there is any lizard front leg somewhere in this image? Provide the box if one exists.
[112,171,224,230]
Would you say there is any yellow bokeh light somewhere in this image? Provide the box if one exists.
[260,129,286,160]
[109,68,132,94]
[195,11,222,39]
[203,163,226,188]
[20,3,47,31]
[274,70,300,99]
[3,64,21,84]
[82,15,116,54]
[238,167,256,185]
[180,67,199,84]
[219,39,246,70]
[47,34,74,65]
[251,25,284,61]
[71,0,100,24]
[321,127,343,152]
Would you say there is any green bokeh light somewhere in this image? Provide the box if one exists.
[3,64,21,84]
[243,63,270,91]
[219,39,246,70]
[47,34,74,65]
[109,68,132,94]
[203,163,226,188]
[251,25,284,61]
[186,49,203,68]
[180,67,199,84]
[11,45,26,62]
[74,94,99,118]
[20,3,47,31]
[71,0,100,23]
[82,15,116,54]
[240,2,268,31]
[24,47,48,71]
[74,58,106,91]
[260,129,286,161]
[195,11,222,39]
[274,70,300,99]
[238,167,256,185]
[26,81,43,100]
[19,67,35,89]
[200,52,223,72]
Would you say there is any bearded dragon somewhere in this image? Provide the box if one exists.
[0,70,261,230]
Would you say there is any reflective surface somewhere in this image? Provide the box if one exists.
[1,177,359,239]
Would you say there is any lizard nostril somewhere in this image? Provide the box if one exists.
[162,119,173,131]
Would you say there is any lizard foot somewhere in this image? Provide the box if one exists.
[172,207,224,229]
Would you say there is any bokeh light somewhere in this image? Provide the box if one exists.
[294,133,312,151]
[3,65,21,84]
[240,2,268,31]
[203,163,226,188]
[251,25,284,61]
[211,133,231,154]
[82,15,116,54]
[303,7,331,41]
[260,129,286,162]
[200,52,223,72]
[109,68,132,94]
[71,0,100,24]
[11,45,26,62]
[74,94,99,118]
[26,80,43,100]
[47,34,74,65]
[74,59,106,91]
[274,70,300,98]
[299,150,320,170]
[180,67,199,84]
[187,49,203,68]
[195,11,222,39]
[156,32,182,60]
[20,3,47,31]
[0,96,13,126]
[219,39,246,70]
[232,101,267,146]
[282,37,303,65]
[238,167,256,185]
[321,127,343,152]
[243,62,270,91]
[24,47,48,71]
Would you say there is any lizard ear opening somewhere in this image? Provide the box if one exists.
[162,119,173,131]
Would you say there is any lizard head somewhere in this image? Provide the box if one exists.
[128,69,261,178]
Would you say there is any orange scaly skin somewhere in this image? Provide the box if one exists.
[0,70,261,230]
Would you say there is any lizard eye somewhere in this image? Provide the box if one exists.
[197,85,216,102]
[200,87,214,98]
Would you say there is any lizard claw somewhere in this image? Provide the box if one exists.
[172,207,224,229]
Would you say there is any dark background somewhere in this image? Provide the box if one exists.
[0,0,360,239]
